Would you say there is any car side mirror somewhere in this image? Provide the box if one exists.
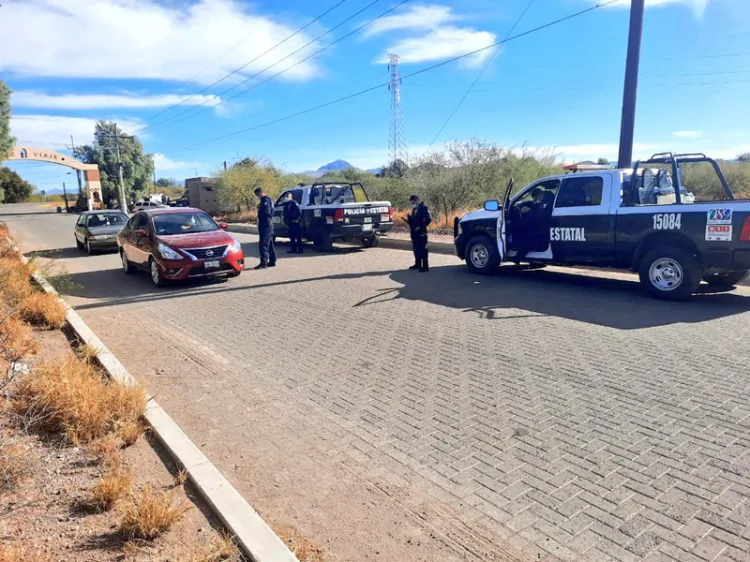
[219,222,228,230]
[483,200,500,212]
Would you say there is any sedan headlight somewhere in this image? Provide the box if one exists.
[157,243,183,260]
[229,238,242,253]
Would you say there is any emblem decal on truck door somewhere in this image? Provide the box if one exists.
[707,208,732,224]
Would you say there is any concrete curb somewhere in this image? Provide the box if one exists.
[11,240,298,562]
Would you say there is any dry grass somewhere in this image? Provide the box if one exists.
[0,441,30,493]
[392,208,465,233]
[119,486,191,540]
[174,469,188,487]
[0,263,34,306]
[274,524,328,562]
[14,356,147,445]
[77,343,102,364]
[91,464,133,511]
[119,419,146,447]
[0,315,38,362]
[187,532,242,562]
[88,433,123,466]
[0,544,48,562]
[18,292,66,329]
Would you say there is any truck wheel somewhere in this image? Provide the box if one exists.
[638,246,701,300]
[465,236,500,274]
[313,232,333,252]
[363,235,379,248]
[702,270,749,288]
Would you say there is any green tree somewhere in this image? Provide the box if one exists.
[215,158,281,211]
[155,177,175,188]
[382,159,408,178]
[0,167,34,203]
[73,121,154,206]
[738,153,750,163]
[0,80,14,161]
[597,158,610,165]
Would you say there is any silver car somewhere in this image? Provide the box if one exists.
[74,211,129,254]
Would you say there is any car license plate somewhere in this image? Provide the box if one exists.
[205,260,220,269]
[364,217,372,223]
[362,224,373,232]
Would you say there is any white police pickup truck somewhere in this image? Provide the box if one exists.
[454,152,750,300]
[271,182,393,251]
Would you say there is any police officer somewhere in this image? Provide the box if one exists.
[407,194,431,272]
[283,192,303,254]
[254,186,276,269]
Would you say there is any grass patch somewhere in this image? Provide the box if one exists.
[187,532,242,562]
[14,356,147,445]
[0,315,38,362]
[119,486,191,540]
[87,433,123,466]
[274,524,327,562]
[0,441,30,493]
[18,292,66,329]
[92,464,133,511]
[119,419,146,447]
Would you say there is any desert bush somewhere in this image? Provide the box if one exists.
[92,464,133,510]
[119,486,190,540]
[18,292,66,329]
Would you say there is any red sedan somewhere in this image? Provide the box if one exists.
[117,208,244,287]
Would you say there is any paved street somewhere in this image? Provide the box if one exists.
[4,203,750,562]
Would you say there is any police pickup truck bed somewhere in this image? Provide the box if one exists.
[271,182,393,251]
[454,152,750,300]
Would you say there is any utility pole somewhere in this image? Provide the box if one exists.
[153,169,157,195]
[62,181,69,212]
[617,0,645,169]
[113,124,129,214]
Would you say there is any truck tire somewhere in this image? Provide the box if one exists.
[465,235,500,274]
[638,246,701,300]
[313,231,333,252]
[702,270,749,288]
[363,235,379,248]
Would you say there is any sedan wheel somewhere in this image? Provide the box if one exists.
[121,251,134,274]
[150,259,165,287]
[86,239,93,255]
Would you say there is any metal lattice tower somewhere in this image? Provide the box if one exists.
[387,54,407,166]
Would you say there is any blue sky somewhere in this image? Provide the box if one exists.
[2,0,750,192]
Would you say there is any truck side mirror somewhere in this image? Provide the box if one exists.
[483,200,500,212]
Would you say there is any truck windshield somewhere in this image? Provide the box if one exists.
[152,212,218,235]
[311,184,368,205]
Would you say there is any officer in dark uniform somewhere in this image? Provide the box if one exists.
[406,194,431,272]
[254,186,276,269]
[283,192,303,254]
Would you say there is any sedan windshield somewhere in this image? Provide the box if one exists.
[87,213,127,227]
[152,212,218,235]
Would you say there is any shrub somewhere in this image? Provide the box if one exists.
[18,292,66,329]
[92,465,133,510]
[0,442,30,492]
[0,315,38,361]
[119,487,190,540]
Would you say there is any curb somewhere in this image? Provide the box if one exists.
[12,240,298,562]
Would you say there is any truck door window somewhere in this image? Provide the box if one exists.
[556,176,603,208]
[352,184,368,202]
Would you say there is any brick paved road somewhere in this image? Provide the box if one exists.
[4,204,750,562]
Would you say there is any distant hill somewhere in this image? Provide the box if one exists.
[301,160,383,178]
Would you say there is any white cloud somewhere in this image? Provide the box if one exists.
[673,130,702,138]
[597,0,712,17]
[11,91,223,111]
[0,0,321,85]
[377,27,496,66]
[363,4,457,37]
[152,153,202,172]
[10,115,145,148]
[364,4,496,66]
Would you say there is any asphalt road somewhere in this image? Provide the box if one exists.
[4,202,750,562]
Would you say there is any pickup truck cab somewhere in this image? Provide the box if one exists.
[454,152,750,300]
[271,182,393,251]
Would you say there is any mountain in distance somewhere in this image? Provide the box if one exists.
[301,160,383,178]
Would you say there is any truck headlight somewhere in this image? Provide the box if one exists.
[157,243,182,260]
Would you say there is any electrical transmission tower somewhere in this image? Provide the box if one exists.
[387,54,407,166]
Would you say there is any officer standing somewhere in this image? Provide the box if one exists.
[283,192,304,254]
[406,194,431,272]
[254,186,276,269]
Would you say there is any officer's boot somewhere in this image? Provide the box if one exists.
[419,250,429,272]
[409,249,420,269]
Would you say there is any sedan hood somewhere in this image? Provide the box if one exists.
[89,225,125,236]
[156,230,233,249]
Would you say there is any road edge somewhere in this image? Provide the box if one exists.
[9,236,298,562]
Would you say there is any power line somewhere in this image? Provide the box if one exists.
[428,0,537,148]
[151,0,392,131]
[163,0,621,157]
[156,0,409,131]
[147,0,350,122]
